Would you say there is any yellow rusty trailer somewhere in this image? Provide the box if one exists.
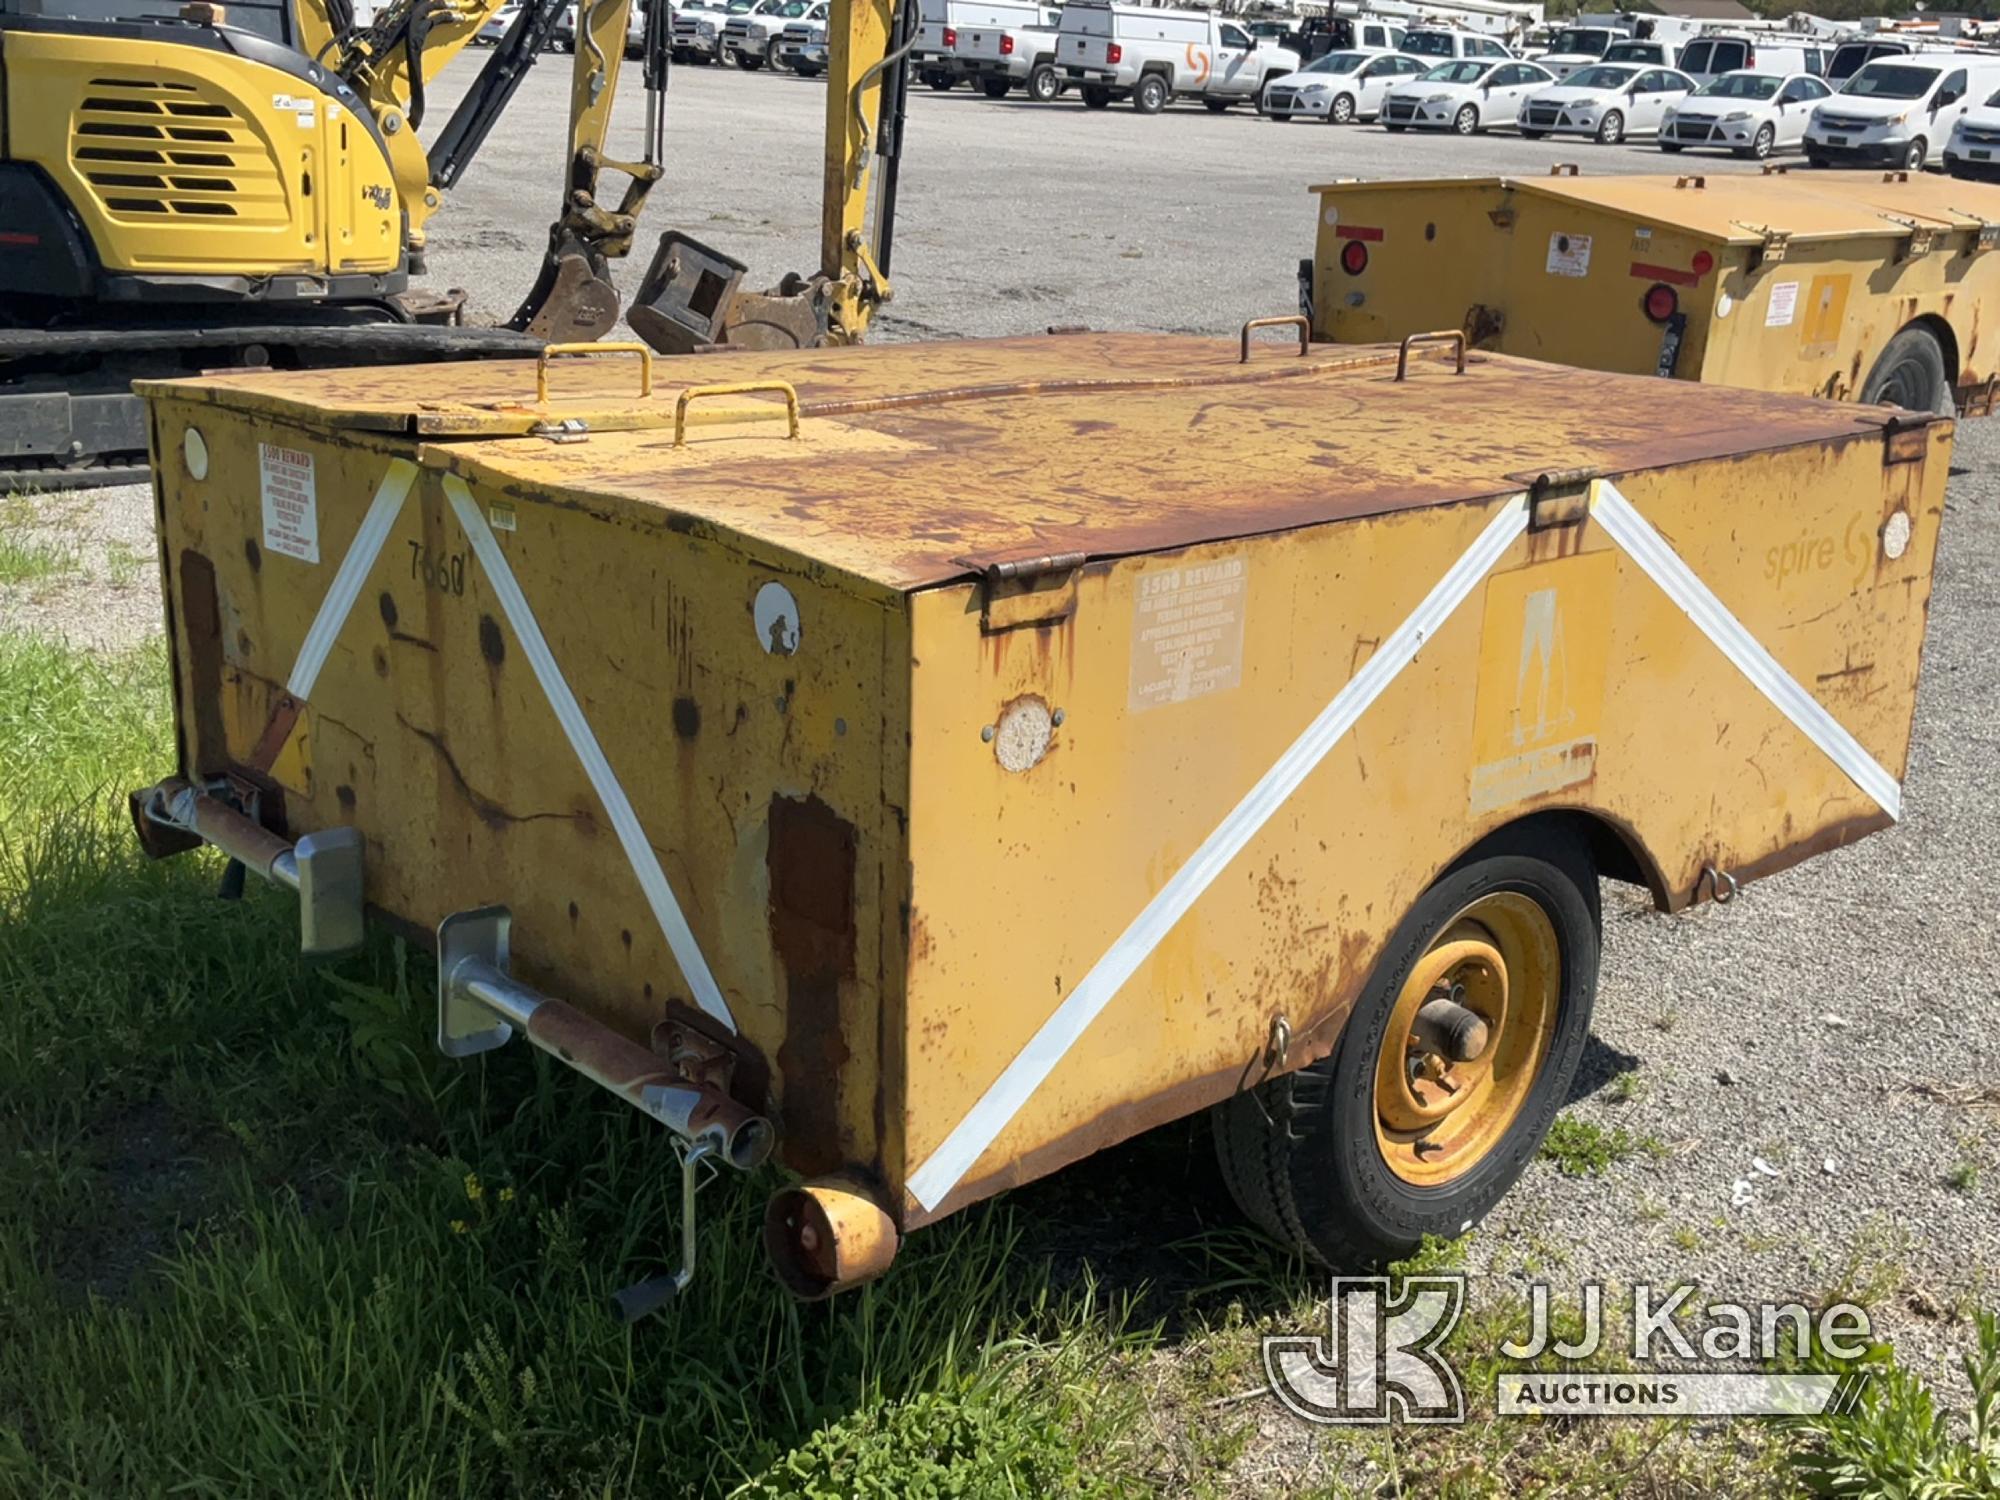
[131,327,1944,1301]
[1307,168,2000,415]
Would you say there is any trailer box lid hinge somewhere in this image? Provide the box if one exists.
[1505,466,1602,531]
[1732,222,1791,267]
[1881,214,1940,260]
[962,551,1086,633]
[1953,212,2000,252]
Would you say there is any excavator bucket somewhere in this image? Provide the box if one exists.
[629,230,833,355]
[512,252,624,344]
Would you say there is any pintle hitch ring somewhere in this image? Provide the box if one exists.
[132,777,364,956]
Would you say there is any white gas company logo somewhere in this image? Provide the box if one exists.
[1265,1277,1877,1425]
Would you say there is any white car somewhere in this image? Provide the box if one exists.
[1660,71,1830,159]
[1265,50,1427,123]
[1944,89,2000,180]
[1381,58,1553,133]
[1518,63,1694,143]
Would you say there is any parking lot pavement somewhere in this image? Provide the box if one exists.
[421,61,1773,341]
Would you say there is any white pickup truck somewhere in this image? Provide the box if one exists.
[958,1,1066,100]
[721,0,825,68]
[1058,1,1303,114]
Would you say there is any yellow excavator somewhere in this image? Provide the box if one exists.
[0,0,911,484]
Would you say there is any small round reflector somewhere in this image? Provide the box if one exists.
[1643,283,1679,323]
[1690,250,1715,276]
[1340,239,1369,275]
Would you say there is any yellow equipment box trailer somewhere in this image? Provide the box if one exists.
[1306,168,2000,416]
[130,327,1944,1303]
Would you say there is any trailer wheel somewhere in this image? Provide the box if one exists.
[1213,826,1600,1264]
[1081,84,1112,108]
[983,76,1011,98]
[1134,73,1169,114]
[1860,325,1954,416]
[1028,63,1060,102]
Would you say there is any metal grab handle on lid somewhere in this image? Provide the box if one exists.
[672,381,803,447]
[1394,330,1467,382]
[535,341,655,403]
[1239,314,1310,364]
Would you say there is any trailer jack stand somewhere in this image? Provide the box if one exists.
[610,1139,715,1323]
[131,778,364,956]
[434,906,775,1312]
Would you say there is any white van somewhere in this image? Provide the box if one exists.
[1534,21,1628,80]
[1058,2,1302,114]
[1827,37,1923,86]
[1398,27,1512,64]
[1805,52,2000,171]
[1675,34,1826,87]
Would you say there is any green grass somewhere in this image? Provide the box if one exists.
[1539,1116,1642,1178]
[1,627,1995,1498]
[0,529,81,587]
[0,632,1164,1496]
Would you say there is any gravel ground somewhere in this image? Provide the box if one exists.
[4,60,1994,1402]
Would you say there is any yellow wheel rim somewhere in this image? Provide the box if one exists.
[1372,891,1560,1188]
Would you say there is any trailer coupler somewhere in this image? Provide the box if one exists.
[436,906,775,1318]
[131,777,365,956]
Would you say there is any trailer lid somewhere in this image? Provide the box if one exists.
[145,332,1915,593]
[1310,170,2000,245]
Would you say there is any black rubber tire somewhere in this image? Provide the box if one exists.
[1596,109,1624,144]
[1255,77,1278,116]
[735,51,761,70]
[1028,63,1059,102]
[1384,121,1406,132]
[1661,140,1684,153]
[1860,324,1954,416]
[1205,97,1232,112]
[1212,825,1601,1265]
[1454,104,1478,135]
[1330,92,1356,124]
[1519,128,1545,139]
[1081,84,1112,109]
[982,76,1011,99]
[1904,136,1928,171]
[923,69,954,91]
[1134,73,1168,114]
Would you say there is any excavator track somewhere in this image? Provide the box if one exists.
[0,321,544,492]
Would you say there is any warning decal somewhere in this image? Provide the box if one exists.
[259,442,319,563]
[1130,556,1248,711]
[1766,281,1800,328]
[1546,231,1592,278]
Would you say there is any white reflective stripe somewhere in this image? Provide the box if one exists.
[443,476,738,1034]
[286,459,418,700]
[1593,481,1902,821]
[905,495,1532,1212]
